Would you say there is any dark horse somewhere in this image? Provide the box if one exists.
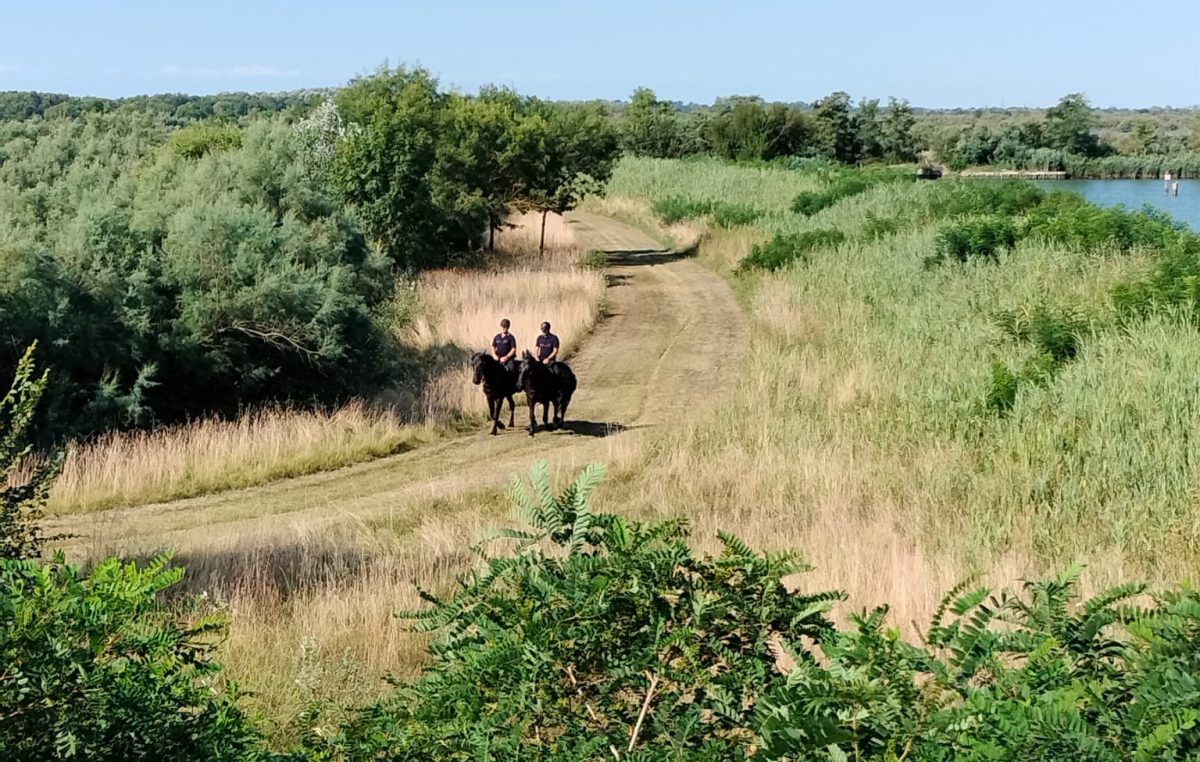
[516,350,577,437]
[471,352,517,435]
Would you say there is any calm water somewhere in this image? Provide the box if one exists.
[1037,179,1200,232]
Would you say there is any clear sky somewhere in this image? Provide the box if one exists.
[2,0,1198,108]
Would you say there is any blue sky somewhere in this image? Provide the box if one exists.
[2,0,1198,107]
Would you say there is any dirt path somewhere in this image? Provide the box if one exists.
[52,212,745,555]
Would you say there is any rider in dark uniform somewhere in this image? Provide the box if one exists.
[493,318,518,373]
[535,321,560,365]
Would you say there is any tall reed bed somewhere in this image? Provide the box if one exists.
[599,155,1199,600]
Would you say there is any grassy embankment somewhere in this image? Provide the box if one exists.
[46,213,604,514]
[589,156,1199,626]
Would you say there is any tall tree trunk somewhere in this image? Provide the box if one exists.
[488,222,495,252]
[539,210,548,255]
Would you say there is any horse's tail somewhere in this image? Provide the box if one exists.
[553,363,577,399]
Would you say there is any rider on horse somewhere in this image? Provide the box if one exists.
[535,321,560,365]
[493,318,518,373]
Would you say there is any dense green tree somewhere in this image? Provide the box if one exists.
[881,97,918,162]
[435,87,524,251]
[0,114,394,435]
[855,98,883,160]
[1045,92,1105,157]
[511,100,620,252]
[814,91,859,162]
[705,97,770,161]
[621,87,683,158]
[331,66,452,270]
[704,97,815,161]
[1128,119,1163,155]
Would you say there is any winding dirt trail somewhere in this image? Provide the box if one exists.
[51,212,745,555]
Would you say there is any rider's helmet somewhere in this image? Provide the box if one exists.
[500,318,511,329]
[540,321,551,332]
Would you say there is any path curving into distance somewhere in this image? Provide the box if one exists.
[50,212,747,556]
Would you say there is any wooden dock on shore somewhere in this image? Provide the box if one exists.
[958,170,1069,180]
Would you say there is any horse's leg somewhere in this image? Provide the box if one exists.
[494,395,506,431]
[527,398,536,436]
[541,400,549,426]
[506,395,515,428]
[488,396,499,435]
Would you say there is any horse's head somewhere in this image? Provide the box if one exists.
[516,350,535,389]
[470,352,487,385]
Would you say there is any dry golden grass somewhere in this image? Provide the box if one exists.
[172,488,512,746]
[48,403,439,514]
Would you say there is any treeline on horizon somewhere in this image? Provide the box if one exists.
[5,85,1200,176]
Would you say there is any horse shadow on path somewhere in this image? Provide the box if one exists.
[553,419,630,437]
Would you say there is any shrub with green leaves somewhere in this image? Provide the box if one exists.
[925,180,1046,219]
[994,303,1091,363]
[652,195,764,228]
[929,216,1018,265]
[739,229,845,271]
[1,345,59,560]
[862,211,904,240]
[1024,191,1192,252]
[315,461,842,760]
[790,175,870,216]
[758,567,1200,760]
[0,554,264,761]
[167,121,243,158]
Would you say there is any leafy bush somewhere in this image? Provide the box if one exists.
[0,554,264,761]
[314,461,842,760]
[1,345,59,560]
[790,175,870,216]
[994,303,1091,362]
[167,121,243,158]
[1112,237,1200,320]
[652,196,764,228]
[929,216,1018,265]
[739,229,846,271]
[758,567,1200,760]
[790,167,913,218]
[926,180,1046,219]
[983,353,1059,414]
[863,211,904,240]
[1024,191,1191,252]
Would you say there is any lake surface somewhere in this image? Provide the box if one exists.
[1037,179,1200,232]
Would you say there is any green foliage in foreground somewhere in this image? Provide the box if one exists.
[0,554,264,762]
[313,462,843,760]
[1,345,59,560]
[302,463,1200,761]
[759,568,1200,760]
[3,462,1200,759]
